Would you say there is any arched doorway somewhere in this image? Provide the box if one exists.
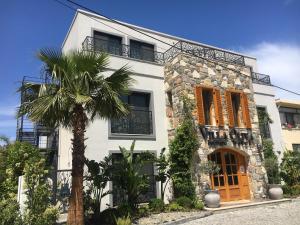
[208,148,250,202]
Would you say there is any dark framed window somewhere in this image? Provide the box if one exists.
[231,93,241,127]
[292,144,300,152]
[111,153,156,206]
[202,89,213,125]
[130,40,155,62]
[111,92,153,135]
[93,31,122,55]
[257,107,271,139]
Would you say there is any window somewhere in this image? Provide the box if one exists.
[130,40,155,62]
[111,92,153,135]
[195,86,224,126]
[225,91,251,128]
[279,107,300,128]
[93,31,122,55]
[292,144,300,152]
[257,107,271,139]
[38,136,48,149]
[111,153,156,206]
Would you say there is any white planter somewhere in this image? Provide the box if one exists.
[268,184,283,200]
[204,190,220,208]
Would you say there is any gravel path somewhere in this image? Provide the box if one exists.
[182,200,300,225]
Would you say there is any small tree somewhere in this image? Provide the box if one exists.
[169,97,199,199]
[155,148,171,201]
[262,139,280,184]
[280,151,300,186]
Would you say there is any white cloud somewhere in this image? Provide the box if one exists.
[0,106,16,117]
[242,42,300,100]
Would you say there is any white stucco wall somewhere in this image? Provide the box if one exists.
[253,83,285,160]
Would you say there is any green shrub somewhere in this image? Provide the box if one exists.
[193,199,204,210]
[0,198,22,225]
[280,151,300,186]
[166,202,184,212]
[115,215,131,225]
[262,139,280,184]
[282,184,300,197]
[148,198,164,212]
[137,205,150,218]
[169,97,198,199]
[175,196,193,209]
[117,202,133,217]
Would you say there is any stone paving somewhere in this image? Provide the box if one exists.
[181,200,300,225]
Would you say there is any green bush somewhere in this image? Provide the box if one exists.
[169,97,198,199]
[280,151,300,186]
[262,139,280,184]
[137,205,150,218]
[192,199,204,210]
[0,198,22,225]
[148,198,165,212]
[115,215,131,225]
[175,196,193,209]
[282,184,300,197]
[166,202,184,212]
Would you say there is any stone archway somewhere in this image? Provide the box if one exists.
[208,148,251,202]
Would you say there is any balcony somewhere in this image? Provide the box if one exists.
[164,41,245,66]
[111,109,153,135]
[251,72,271,85]
[82,36,164,64]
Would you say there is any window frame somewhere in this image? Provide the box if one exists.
[108,89,156,140]
[129,39,156,62]
[292,144,300,152]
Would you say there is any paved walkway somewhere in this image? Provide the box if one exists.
[182,200,300,225]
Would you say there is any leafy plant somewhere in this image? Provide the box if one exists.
[192,199,204,210]
[166,202,183,212]
[155,147,171,201]
[282,184,300,197]
[0,198,23,225]
[148,198,164,212]
[111,141,155,212]
[262,139,280,184]
[115,215,131,225]
[18,49,134,225]
[84,156,112,219]
[280,150,300,186]
[175,196,193,209]
[169,97,199,199]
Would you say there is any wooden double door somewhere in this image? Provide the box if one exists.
[208,149,250,202]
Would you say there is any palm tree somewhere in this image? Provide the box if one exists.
[18,49,134,225]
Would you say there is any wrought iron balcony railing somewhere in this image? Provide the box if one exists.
[164,41,245,66]
[111,109,153,135]
[82,36,165,64]
[251,72,271,85]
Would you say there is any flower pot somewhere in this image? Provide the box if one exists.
[204,190,220,208]
[268,184,283,200]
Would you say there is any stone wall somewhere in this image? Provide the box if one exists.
[164,53,268,200]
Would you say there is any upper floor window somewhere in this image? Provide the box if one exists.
[130,40,155,62]
[111,92,153,135]
[225,91,251,128]
[195,86,224,126]
[93,31,122,56]
[257,107,271,139]
[292,144,300,152]
[279,107,300,128]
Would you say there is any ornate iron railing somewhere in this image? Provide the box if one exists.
[82,36,165,64]
[251,72,271,85]
[163,41,245,65]
[111,109,153,135]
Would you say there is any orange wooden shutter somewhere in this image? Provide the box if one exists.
[213,88,224,127]
[241,93,252,128]
[225,91,234,128]
[195,86,205,125]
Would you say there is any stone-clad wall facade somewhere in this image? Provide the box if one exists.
[164,53,268,200]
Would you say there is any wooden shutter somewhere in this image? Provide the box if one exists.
[195,86,205,125]
[241,93,252,128]
[225,91,234,128]
[213,88,224,127]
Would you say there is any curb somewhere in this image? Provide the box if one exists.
[161,211,213,225]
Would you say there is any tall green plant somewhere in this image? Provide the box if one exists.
[18,49,134,225]
[169,97,199,199]
[84,156,112,219]
[262,139,280,184]
[280,151,300,186]
[111,141,154,211]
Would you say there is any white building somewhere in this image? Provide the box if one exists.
[53,9,284,207]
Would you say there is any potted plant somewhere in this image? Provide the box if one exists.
[199,161,221,208]
[264,156,283,200]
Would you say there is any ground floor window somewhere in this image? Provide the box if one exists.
[111,153,156,206]
[292,144,300,153]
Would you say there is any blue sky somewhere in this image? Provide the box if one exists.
[0,0,299,140]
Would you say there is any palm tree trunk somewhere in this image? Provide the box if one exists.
[67,105,87,225]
